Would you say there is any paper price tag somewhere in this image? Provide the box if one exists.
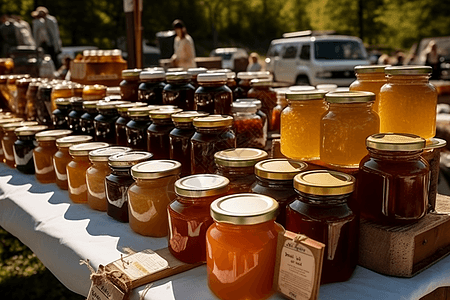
[112,249,169,281]
[87,278,125,300]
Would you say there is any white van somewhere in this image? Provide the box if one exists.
[265,34,370,86]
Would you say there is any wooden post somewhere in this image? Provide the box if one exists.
[124,0,136,68]
[134,0,142,68]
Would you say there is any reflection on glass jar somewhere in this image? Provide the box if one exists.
[163,72,195,110]
[138,70,166,105]
[194,73,233,115]
[126,106,156,150]
[94,101,126,144]
[147,108,182,159]
[115,102,147,146]
[0,120,30,167]
[14,125,48,174]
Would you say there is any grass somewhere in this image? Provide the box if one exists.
[0,226,84,300]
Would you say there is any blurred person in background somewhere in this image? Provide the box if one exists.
[394,51,405,66]
[422,40,441,80]
[57,56,71,80]
[11,15,35,46]
[0,14,18,57]
[378,53,390,65]
[171,19,196,69]
[247,52,262,71]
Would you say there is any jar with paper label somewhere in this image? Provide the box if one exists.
[147,108,182,159]
[106,151,153,222]
[206,194,282,300]
[126,106,156,150]
[94,101,126,144]
[286,170,357,284]
[215,148,268,194]
[52,98,71,129]
[80,101,100,139]
[138,70,166,105]
[120,69,142,102]
[247,79,277,131]
[33,129,72,183]
[14,125,48,174]
[1,120,32,167]
[163,72,195,110]
[232,102,265,149]
[115,102,147,146]
[82,84,107,101]
[54,135,93,190]
[187,67,207,89]
[67,97,84,134]
[194,73,233,115]
[86,146,131,211]
[67,142,109,203]
[168,174,229,263]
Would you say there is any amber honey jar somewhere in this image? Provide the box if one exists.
[138,70,166,105]
[15,78,32,118]
[379,66,436,140]
[0,118,17,162]
[235,98,268,143]
[82,84,107,101]
[26,80,40,120]
[206,194,282,300]
[106,151,153,222]
[422,138,447,212]
[67,142,109,203]
[126,106,158,150]
[168,174,229,263]
[86,146,131,211]
[281,90,327,161]
[80,101,100,139]
[94,101,127,144]
[357,133,429,224]
[1,120,33,167]
[120,69,142,102]
[194,73,233,115]
[115,102,147,146]
[215,148,268,194]
[147,108,183,159]
[286,170,358,284]
[321,91,379,168]
[163,72,195,110]
[67,97,85,134]
[247,78,277,131]
[73,83,84,97]
[271,88,289,132]
[52,98,71,129]
[14,125,48,174]
[33,129,72,183]
[51,83,74,112]
[232,102,265,149]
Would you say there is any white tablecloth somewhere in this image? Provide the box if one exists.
[0,163,449,299]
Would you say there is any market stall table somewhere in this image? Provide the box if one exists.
[0,163,449,299]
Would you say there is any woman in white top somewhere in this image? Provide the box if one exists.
[171,20,196,69]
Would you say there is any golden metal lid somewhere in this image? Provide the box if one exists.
[289,85,316,92]
[89,146,131,162]
[0,118,24,126]
[149,108,183,119]
[108,151,153,168]
[235,98,262,109]
[171,111,209,123]
[140,70,165,80]
[286,90,327,101]
[354,65,390,74]
[215,148,268,167]
[130,160,181,179]
[187,67,207,76]
[250,78,273,86]
[127,106,155,117]
[35,129,72,141]
[424,138,447,150]
[385,66,432,75]
[166,71,190,81]
[69,142,109,156]
[83,84,107,92]
[1,121,38,131]
[325,91,375,103]
[366,133,426,151]
[192,115,233,128]
[255,159,308,180]
[56,135,93,148]
[294,170,355,196]
[97,101,128,110]
[55,98,71,106]
[82,100,101,109]
[175,174,229,198]
[210,193,279,225]
[122,69,142,78]
[14,125,48,136]
[117,102,147,113]
[197,73,227,83]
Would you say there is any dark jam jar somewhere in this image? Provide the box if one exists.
[80,100,100,139]
[169,111,209,177]
[232,102,265,149]
[105,151,153,222]
[13,125,48,174]
[191,115,236,174]
[115,102,147,146]
[36,84,53,126]
[251,158,307,226]
[147,108,183,159]
[187,67,207,89]
[248,78,277,131]
[163,72,195,110]
[94,101,126,144]
[52,98,71,129]
[194,73,233,115]
[126,106,156,150]
[138,70,166,105]
[120,69,142,102]
[215,148,268,194]
[357,133,429,224]
[286,170,358,284]
[67,97,85,134]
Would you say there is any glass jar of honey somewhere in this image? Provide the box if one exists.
[0,118,19,162]
[271,88,289,132]
[349,65,388,113]
[321,91,380,168]
[82,84,107,101]
[67,97,85,134]
[36,84,53,126]
[125,106,157,150]
[187,67,207,89]
[120,69,142,102]
[232,102,265,149]
[357,133,429,224]
[215,148,268,194]
[206,193,281,300]
[73,83,84,98]
[15,78,32,118]
[423,138,447,212]
[247,78,277,131]
[286,170,357,284]
[52,98,71,129]
[86,146,131,211]
[163,72,195,110]
[281,90,327,161]
[168,174,229,263]
[54,135,93,190]
[67,142,109,203]
[106,151,153,222]
[138,70,166,105]
[379,66,436,140]
[115,102,147,146]
[80,101,100,139]
[169,111,209,177]
[251,158,308,226]
[191,115,236,174]
[14,125,48,174]
[194,73,233,115]
[26,80,40,121]
[51,84,74,112]
[94,101,126,144]
[147,108,183,159]
[236,98,268,143]
[34,129,72,183]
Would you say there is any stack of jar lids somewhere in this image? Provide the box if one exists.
[149,108,183,120]
[35,129,72,141]
[325,91,375,103]
[285,90,327,101]
[14,125,48,136]
[294,170,355,195]
[56,135,93,148]
[366,133,426,151]
[108,151,153,168]
[193,115,233,128]
[171,111,209,123]
[254,158,308,180]
[197,73,227,83]
[122,69,142,79]
[89,146,131,162]
[214,148,268,167]
[166,71,190,81]
[131,160,181,179]
[175,174,229,198]
[140,70,166,81]
[69,142,109,156]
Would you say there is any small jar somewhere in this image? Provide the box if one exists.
[26,80,40,121]
[80,100,100,139]
[33,129,72,183]
[51,83,74,112]
[357,133,429,224]
[191,115,236,174]
[14,125,48,174]
[94,101,126,144]
[251,158,308,226]
[106,151,153,222]
[321,91,380,168]
[15,78,32,118]
[168,174,229,263]
[163,72,195,110]
[67,97,85,134]
[86,146,131,211]
[379,66,437,140]
[125,106,157,150]
[232,102,265,149]
[233,72,256,99]
[138,70,166,105]
[271,88,289,132]
[115,102,147,146]
[128,160,181,236]
[247,78,277,131]
[281,90,327,160]
[0,118,22,162]
[236,98,268,143]
[1,120,33,167]
[82,84,107,101]
[187,67,207,89]
[194,73,233,115]
[67,142,109,203]
[349,65,388,113]
[54,135,93,190]
[147,108,183,159]
[36,84,53,126]
[52,98,71,129]
[206,194,281,300]
[120,69,142,102]
[169,111,209,177]
[422,138,447,212]
[215,148,268,194]
[286,170,358,284]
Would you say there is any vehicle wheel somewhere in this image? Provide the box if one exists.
[295,76,310,85]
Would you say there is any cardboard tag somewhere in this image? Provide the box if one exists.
[86,278,125,300]
[274,231,325,300]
